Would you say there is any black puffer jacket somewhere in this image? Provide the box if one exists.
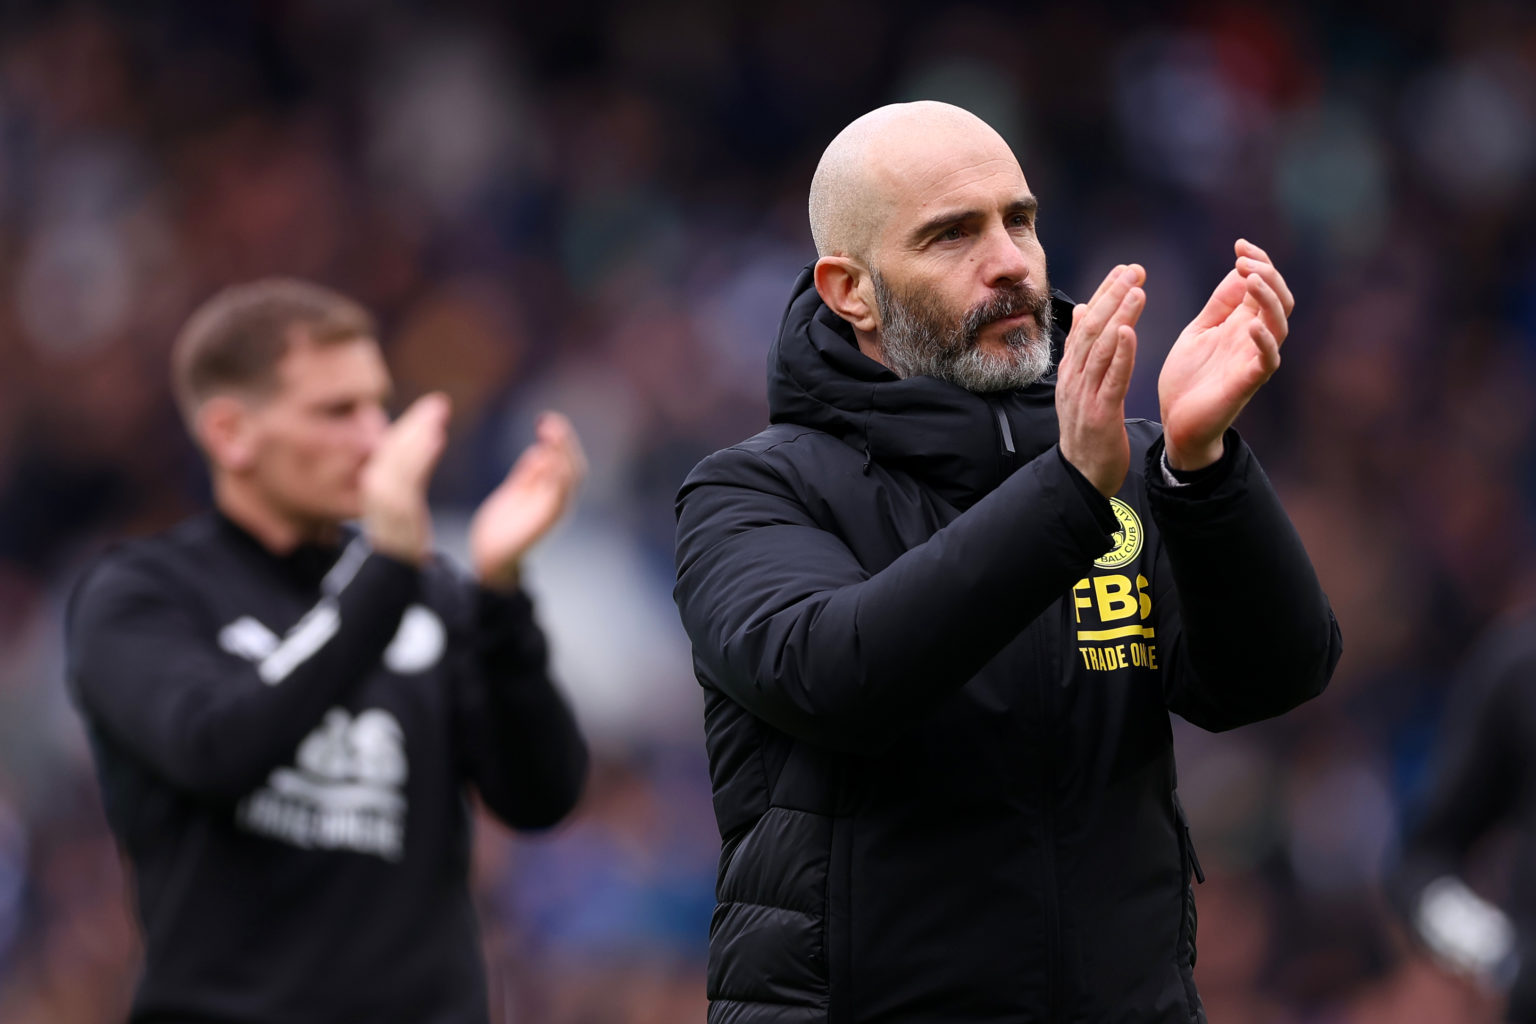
[674,266,1341,1023]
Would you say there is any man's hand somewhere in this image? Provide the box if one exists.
[1158,239,1293,470]
[470,412,586,591]
[361,392,451,565]
[1057,264,1145,497]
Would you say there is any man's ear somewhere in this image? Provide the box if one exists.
[813,256,879,334]
[195,394,259,474]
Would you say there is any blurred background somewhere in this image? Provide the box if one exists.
[0,0,1533,1021]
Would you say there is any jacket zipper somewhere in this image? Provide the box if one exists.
[992,402,1016,456]
[990,402,1017,489]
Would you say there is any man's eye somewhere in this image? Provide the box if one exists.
[939,226,964,241]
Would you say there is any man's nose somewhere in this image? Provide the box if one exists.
[358,406,389,453]
[979,223,1030,288]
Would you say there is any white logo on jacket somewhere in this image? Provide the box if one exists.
[383,605,446,674]
[217,604,445,677]
[236,708,409,861]
[218,616,279,661]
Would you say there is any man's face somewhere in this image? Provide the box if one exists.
[866,131,1054,391]
[238,336,391,527]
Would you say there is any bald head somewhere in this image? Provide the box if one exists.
[808,101,1019,261]
[807,101,1050,390]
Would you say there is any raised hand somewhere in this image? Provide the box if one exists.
[470,411,587,591]
[1057,263,1145,497]
[361,392,451,565]
[1158,239,1294,470]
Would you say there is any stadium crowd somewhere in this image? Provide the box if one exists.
[0,1,1534,1020]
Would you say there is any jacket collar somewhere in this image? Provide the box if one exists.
[765,264,1073,510]
[212,510,352,589]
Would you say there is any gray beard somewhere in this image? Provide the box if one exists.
[872,271,1055,392]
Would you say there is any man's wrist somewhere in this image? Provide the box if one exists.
[364,529,429,566]
[476,561,523,594]
[1164,437,1225,473]
[362,498,433,565]
[1148,429,1240,496]
[1158,450,1188,488]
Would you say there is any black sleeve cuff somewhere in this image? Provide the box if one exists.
[476,585,550,672]
[1147,428,1241,499]
[1055,447,1121,535]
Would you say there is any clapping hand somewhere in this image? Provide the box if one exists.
[470,412,587,591]
[1158,239,1294,470]
[1057,264,1146,497]
[361,393,451,565]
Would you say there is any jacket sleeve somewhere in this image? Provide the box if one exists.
[453,585,588,830]
[65,543,420,800]
[1147,429,1342,731]
[1388,628,1527,937]
[674,442,1117,753]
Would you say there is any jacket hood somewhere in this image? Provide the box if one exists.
[766,264,1076,509]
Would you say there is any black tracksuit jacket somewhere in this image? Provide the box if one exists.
[673,267,1342,1023]
[1390,614,1536,1021]
[65,513,588,1024]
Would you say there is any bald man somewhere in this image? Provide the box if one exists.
[673,102,1340,1022]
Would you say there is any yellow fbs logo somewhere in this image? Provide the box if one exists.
[1094,498,1143,569]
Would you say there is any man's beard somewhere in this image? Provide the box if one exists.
[871,271,1055,392]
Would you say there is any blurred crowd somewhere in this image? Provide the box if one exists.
[0,1,1533,1021]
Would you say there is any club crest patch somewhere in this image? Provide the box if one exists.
[1094,498,1144,569]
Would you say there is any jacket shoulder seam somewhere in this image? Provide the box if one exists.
[726,426,832,460]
